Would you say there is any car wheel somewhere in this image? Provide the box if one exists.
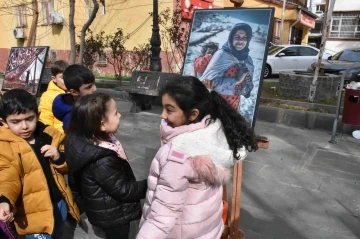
[264,64,271,78]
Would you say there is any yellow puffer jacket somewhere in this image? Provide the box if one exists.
[38,80,65,134]
[0,124,80,235]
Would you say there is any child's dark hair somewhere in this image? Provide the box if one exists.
[67,93,113,144]
[159,76,258,159]
[201,42,219,55]
[51,60,68,77]
[63,64,95,91]
[0,89,38,120]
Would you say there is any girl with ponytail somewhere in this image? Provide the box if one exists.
[137,76,257,239]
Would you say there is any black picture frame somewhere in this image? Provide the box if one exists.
[182,8,275,128]
[2,46,50,96]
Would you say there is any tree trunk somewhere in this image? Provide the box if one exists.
[78,0,99,65]
[69,0,76,64]
[308,0,336,102]
[27,0,39,46]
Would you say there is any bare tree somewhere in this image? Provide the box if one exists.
[26,0,39,46]
[78,0,100,64]
[69,0,76,64]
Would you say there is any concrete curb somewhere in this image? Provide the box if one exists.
[99,87,360,134]
[257,105,360,134]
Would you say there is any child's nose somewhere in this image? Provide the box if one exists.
[21,121,28,129]
[161,110,166,119]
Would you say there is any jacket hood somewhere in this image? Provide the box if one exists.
[52,94,73,122]
[222,23,252,61]
[160,116,210,145]
[161,117,247,186]
[65,136,116,172]
[47,80,65,93]
[0,122,48,142]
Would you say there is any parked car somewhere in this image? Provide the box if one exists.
[264,45,331,78]
[308,48,360,75]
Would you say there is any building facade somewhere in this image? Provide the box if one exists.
[0,0,318,76]
[224,0,317,46]
[309,0,360,54]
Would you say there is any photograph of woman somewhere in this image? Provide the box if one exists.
[182,8,274,126]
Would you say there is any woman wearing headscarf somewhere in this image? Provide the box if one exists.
[200,23,254,110]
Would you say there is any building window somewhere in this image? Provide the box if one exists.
[316,4,325,13]
[41,1,50,25]
[97,51,107,65]
[330,13,360,38]
[85,0,92,20]
[100,0,105,15]
[273,19,281,37]
[313,22,322,34]
[15,5,27,27]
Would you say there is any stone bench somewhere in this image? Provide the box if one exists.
[126,71,180,113]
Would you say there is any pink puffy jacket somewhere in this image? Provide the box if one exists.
[137,117,246,239]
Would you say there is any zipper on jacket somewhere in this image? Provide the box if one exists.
[25,141,56,234]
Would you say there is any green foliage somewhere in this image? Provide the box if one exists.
[76,30,105,69]
[77,28,151,80]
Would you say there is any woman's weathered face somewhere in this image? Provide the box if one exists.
[232,29,248,51]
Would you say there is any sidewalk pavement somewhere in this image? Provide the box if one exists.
[65,98,360,239]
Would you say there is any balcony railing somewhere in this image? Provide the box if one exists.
[262,0,307,9]
[287,0,307,8]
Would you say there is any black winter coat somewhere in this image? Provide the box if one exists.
[65,136,147,229]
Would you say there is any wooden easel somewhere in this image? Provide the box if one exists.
[221,2,270,237]
[222,136,269,239]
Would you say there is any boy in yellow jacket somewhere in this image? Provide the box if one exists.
[0,89,80,239]
[38,60,68,133]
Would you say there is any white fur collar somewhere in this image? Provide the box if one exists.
[171,120,246,170]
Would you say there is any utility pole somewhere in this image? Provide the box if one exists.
[150,0,162,72]
[308,0,336,102]
[280,0,286,44]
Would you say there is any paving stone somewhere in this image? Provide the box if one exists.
[242,160,266,175]
[257,165,323,190]
[318,177,360,217]
[128,156,152,174]
[302,149,360,183]
[245,147,304,170]
[242,204,357,239]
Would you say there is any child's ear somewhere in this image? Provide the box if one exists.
[100,121,106,132]
[0,118,8,128]
[188,109,199,122]
[68,89,79,99]
[51,76,56,82]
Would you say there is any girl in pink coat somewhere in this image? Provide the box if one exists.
[137,76,258,239]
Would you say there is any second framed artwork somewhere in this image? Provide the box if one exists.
[182,8,274,127]
[2,46,49,95]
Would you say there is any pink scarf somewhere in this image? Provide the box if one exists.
[98,134,128,160]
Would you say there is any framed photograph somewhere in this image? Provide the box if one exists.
[2,46,49,95]
[182,8,275,127]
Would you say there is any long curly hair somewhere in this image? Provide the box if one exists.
[159,76,258,159]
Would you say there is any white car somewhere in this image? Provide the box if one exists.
[264,45,331,78]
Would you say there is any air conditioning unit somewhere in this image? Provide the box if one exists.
[13,28,25,39]
[50,11,64,25]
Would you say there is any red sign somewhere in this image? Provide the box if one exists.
[181,0,219,20]
[300,12,315,28]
